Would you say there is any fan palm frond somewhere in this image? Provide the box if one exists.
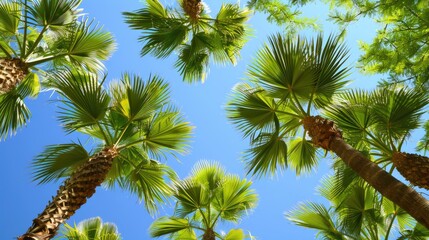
[31,143,89,184]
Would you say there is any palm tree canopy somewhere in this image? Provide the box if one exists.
[31,69,193,213]
[287,162,429,240]
[226,33,350,176]
[56,217,121,240]
[149,161,257,239]
[123,0,251,83]
[0,0,116,140]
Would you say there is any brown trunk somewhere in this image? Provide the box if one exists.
[18,147,118,240]
[182,0,202,22]
[392,152,429,190]
[203,228,216,240]
[0,58,28,93]
[303,115,429,229]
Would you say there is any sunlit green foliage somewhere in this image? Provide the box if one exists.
[150,161,257,240]
[123,0,251,83]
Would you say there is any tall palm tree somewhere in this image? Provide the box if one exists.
[287,161,429,239]
[0,0,116,139]
[226,33,429,229]
[149,161,258,240]
[56,217,121,240]
[123,0,250,83]
[19,70,193,240]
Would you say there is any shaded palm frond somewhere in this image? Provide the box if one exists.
[115,159,176,215]
[244,132,288,176]
[287,137,317,175]
[142,106,193,158]
[27,0,82,28]
[0,90,30,140]
[110,73,169,122]
[48,69,110,133]
[226,83,278,138]
[32,143,89,184]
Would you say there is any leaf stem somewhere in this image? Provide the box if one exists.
[24,25,48,60]
[26,53,68,67]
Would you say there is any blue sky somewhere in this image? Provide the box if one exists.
[1,0,383,239]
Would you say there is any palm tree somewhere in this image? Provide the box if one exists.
[56,217,121,240]
[19,70,193,240]
[287,161,429,239]
[226,33,429,228]
[123,0,250,83]
[0,0,116,139]
[149,161,258,240]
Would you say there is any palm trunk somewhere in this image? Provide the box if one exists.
[203,228,215,240]
[303,116,429,229]
[19,147,118,240]
[0,58,28,93]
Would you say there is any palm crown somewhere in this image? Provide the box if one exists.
[57,217,121,240]
[21,70,193,239]
[227,33,350,176]
[0,0,116,139]
[226,33,429,228]
[287,160,429,239]
[150,161,258,240]
[123,0,250,83]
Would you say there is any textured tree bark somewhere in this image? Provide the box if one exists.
[0,58,28,93]
[303,115,429,229]
[202,228,216,240]
[18,147,118,240]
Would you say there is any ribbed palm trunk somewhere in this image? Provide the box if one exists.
[203,228,215,240]
[19,147,118,240]
[0,58,28,93]
[183,0,202,22]
[303,115,429,229]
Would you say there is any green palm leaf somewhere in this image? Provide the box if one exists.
[50,19,116,71]
[0,90,30,140]
[150,217,194,238]
[286,202,345,239]
[224,229,246,240]
[288,137,317,175]
[175,38,210,83]
[227,83,278,138]
[249,34,315,100]
[174,179,209,218]
[397,223,429,240]
[213,4,250,65]
[190,160,226,191]
[142,107,193,158]
[47,69,110,133]
[114,159,176,215]
[323,90,374,151]
[244,132,288,176]
[213,175,258,222]
[59,217,121,240]
[309,35,350,108]
[28,0,81,27]
[111,73,169,122]
[417,120,429,153]
[31,143,89,184]
[0,1,20,34]
[371,87,429,141]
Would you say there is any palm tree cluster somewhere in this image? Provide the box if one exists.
[226,33,429,228]
[3,0,429,239]
[287,161,429,239]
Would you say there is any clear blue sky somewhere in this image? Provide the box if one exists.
[1,0,382,239]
